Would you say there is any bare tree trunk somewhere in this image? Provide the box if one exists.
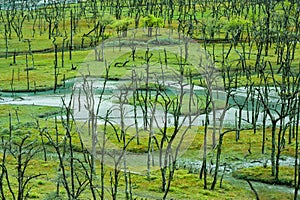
[246,179,260,200]
[54,43,58,93]
[132,70,140,145]
[200,93,210,189]
[0,133,8,200]
[271,120,276,176]
[294,95,300,199]
[26,54,29,91]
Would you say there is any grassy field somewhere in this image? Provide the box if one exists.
[0,104,297,199]
[0,2,299,91]
[1,1,300,199]
[2,34,298,91]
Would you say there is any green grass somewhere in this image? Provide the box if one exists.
[1,15,299,91]
[0,1,300,199]
[0,50,88,91]
[0,104,245,199]
[232,166,294,186]
[220,128,296,162]
[0,104,61,124]
[126,92,225,115]
[1,35,298,91]
[0,40,202,91]
[0,150,258,199]
[0,103,297,199]
[1,3,299,91]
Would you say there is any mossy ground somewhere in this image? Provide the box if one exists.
[0,104,298,199]
[233,166,294,187]
[1,7,300,91]
[1,1,300,199]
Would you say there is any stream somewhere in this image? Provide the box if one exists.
[0,77,278,128]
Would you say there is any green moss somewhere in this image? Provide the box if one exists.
[0,1,299,199]
[233,166,294,187]
[127,93,225,116]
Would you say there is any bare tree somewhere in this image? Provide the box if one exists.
[72,62,113,199]
[1,133,45,200]
[257,62,298,180]
[294,84,300,199]
[144,49,202,198]
[45,96,89,199]
[210,64,236,190]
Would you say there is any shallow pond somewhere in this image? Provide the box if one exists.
[0,78,278,129]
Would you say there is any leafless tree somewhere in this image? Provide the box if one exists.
[257,62,298,180]
[0,131,45,200]
[45,96,89,199]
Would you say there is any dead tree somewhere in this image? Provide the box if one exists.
[148,49,201,198]
[256,61,298,180]
[211,64,236,190]
[45,96,89,199]
[3,133,45,200]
